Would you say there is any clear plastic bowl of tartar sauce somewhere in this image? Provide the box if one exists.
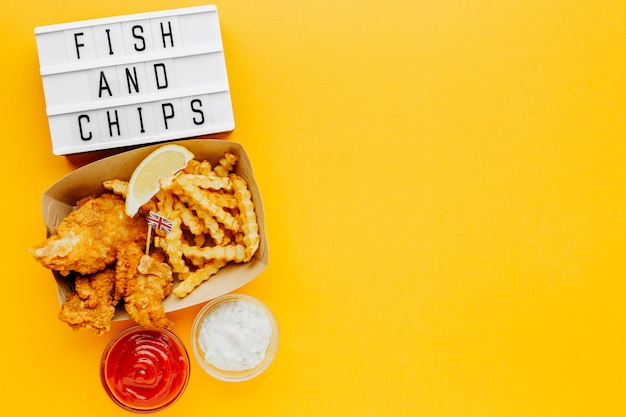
[191,293,279,382]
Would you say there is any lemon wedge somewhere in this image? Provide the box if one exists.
[125,144,194,217]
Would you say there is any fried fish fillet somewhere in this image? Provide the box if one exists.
[58,268,117,335]
[112,243,145,304]
[123,252,174,330]
[30,193,148,276]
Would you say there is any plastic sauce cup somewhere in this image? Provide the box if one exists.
[191,294,279,382]
[100,326,190,413]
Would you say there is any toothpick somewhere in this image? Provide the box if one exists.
[145,225,153,255]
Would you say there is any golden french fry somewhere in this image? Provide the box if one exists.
[181,243,246,263]
[103,179,161,213]
[153,216,189,276]
[173,198,203,235]
[167,174,240,232]
[193,232,207,247]
[172,259,226,298]
[231,174,260,262]
[192,206,226,245]
[197,160,213,175]
[102,179,129,197]
[213,152,238,177]
[207,190,238,209]
[184,173,232,191]
[183,159,201,174]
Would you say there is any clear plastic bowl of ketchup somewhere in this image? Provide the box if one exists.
[100,326,190,413]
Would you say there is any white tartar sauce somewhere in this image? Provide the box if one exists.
[198,299,272,371]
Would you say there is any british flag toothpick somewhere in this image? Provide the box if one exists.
[147,211,173,233]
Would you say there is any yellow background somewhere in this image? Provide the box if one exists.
[1,1,625,416]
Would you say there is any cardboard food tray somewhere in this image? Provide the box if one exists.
[40,138,268,321]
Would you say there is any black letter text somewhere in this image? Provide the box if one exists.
[132,25,146,51]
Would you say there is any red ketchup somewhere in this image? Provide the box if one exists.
[100,326,190,413]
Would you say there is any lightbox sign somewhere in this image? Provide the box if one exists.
[35,5,234,155]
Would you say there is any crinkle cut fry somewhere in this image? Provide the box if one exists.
[181,243,247,263]
[154,221,189,276]
[102,179,128,197]
[172,197,204,235]
[230,174,260,262]
[192,205,226,245]
[213,152,239,177]
[183,159,201,174]
[207,191,238,209]
[166,174,240,232]
[102,179,160,214]
[153,191,189,276]
[161,172,231,192]
[187,173,232,191]
[184,159,212,175]
[173,259,226,298]
[163,182,226,245]
[155,188,176,213]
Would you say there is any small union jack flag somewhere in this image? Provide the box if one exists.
[147,211,173,233]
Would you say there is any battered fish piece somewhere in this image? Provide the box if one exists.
[30,193,148,276]
[58,268,117,335]
[123,253,174,329]
[113,243,144,303]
